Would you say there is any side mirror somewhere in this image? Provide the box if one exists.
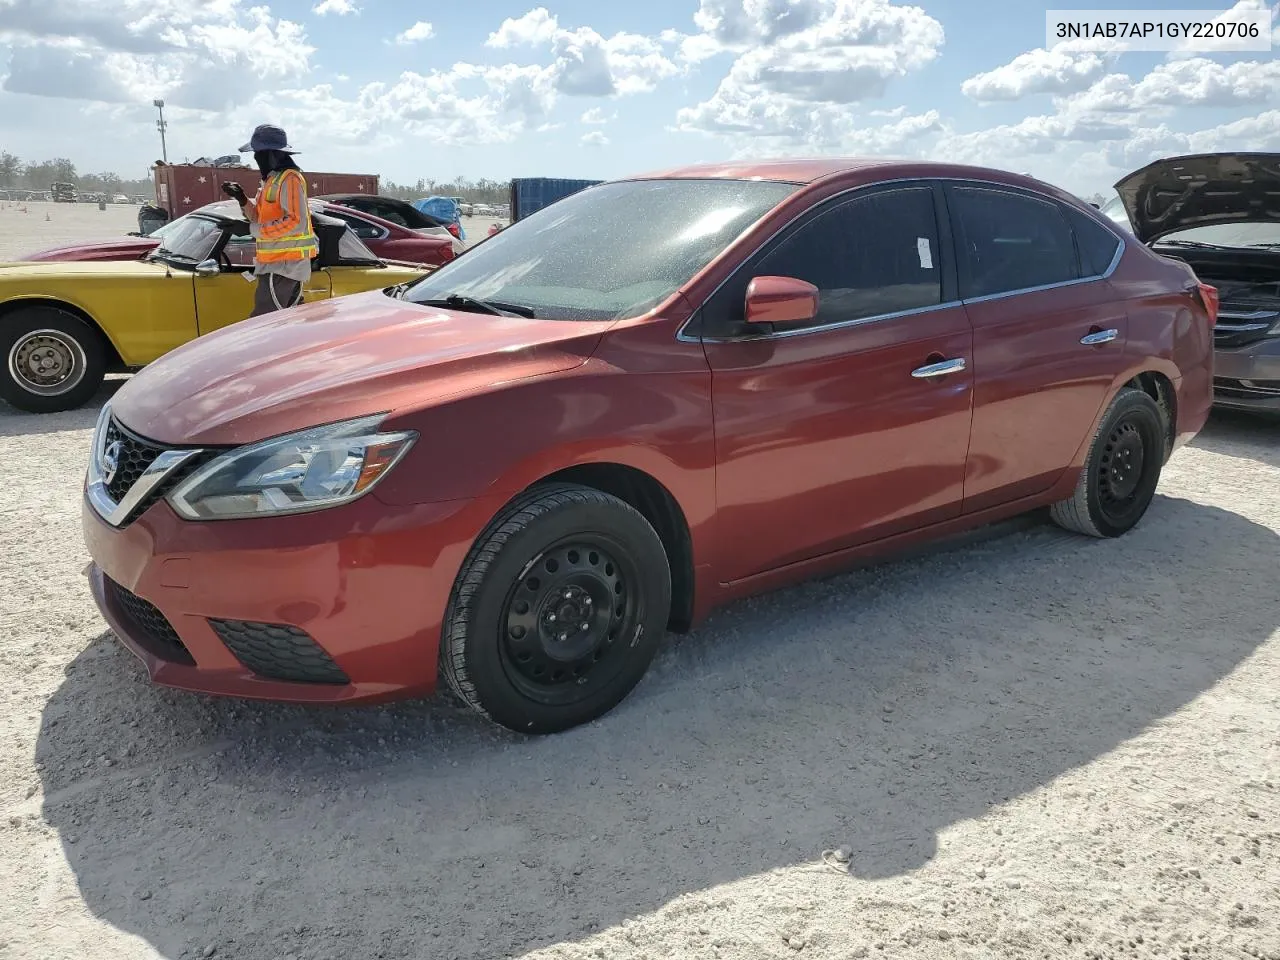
[194,259,220,277]
[744,275,820,328]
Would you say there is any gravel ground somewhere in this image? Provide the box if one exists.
[0,391,1276,960]
[1,203,1279,960]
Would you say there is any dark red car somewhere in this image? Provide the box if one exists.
[82,158,1215,734]
[21,201,455,268]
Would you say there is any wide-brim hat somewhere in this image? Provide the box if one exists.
[238,124,299,154]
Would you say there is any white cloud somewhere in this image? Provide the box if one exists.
[580,107,613,124]
[0,0,315,110]
[486,8,559,48]
[581,130,609,146]
[674,0,945,146]
[394,21,435,45]
[484,9,680,98]
[962,47,1108,101]
[1165,0,1279,58]
[312,0,357,16]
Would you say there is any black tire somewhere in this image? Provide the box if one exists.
[0,306,106,413]
[1050,388,1166,538]
[441,483,672,734]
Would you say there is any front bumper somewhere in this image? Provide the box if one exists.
[82,490,498,705]
[1213,339,1280,414]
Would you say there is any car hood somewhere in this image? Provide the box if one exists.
[21,236,157,261]
[1114,152,1280,244]
[0,259,171,278]
[109,290,613,447]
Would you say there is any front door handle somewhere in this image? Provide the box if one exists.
[1080,328,1119,345]
[911,357,966,379]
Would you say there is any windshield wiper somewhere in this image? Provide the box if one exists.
[1155,239,1234,250]
[415,294,536,318]
[1243,242,1280,249]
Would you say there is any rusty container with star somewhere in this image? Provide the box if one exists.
[152,163,380,221]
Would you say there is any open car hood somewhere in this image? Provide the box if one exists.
[1114,152,1280,244]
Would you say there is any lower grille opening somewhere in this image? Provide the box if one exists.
[107,578,196,665]
[209,619,350,684]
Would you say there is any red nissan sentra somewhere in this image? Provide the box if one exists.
[82,158,1216,734]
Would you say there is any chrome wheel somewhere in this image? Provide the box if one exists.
[7,329,86,397]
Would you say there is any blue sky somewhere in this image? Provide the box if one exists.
[0,0,1277,196]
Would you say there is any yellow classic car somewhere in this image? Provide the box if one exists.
[0,201,432,413]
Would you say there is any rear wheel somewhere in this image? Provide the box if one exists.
[441,483,671,734]
[1050,388,1166,538]
[0,307,106,413]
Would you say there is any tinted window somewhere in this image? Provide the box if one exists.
[950,187,1078,298]
[371,203,411,228]
[330,211,383,240]
[747,187,942,330]
[1066,206,1122,275]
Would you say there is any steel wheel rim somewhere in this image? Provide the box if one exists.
[1096,416,1150,521]
[499,536,639,706]
[7,329,86,397]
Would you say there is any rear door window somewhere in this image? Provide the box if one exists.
[948,187,1079,298]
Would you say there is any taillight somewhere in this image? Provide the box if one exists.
[1195,282,1219,327]
[447,222,461,238]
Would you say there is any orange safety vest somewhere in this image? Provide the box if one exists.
[255,169,318,264]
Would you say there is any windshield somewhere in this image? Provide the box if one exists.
[149,215,223,265]
[403,178,800,320]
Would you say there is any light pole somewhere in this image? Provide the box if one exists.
[153,99,168,163]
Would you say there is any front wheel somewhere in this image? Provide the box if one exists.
[0,307,106,413]
[1051,388,1166,538]
[441,483,672,734]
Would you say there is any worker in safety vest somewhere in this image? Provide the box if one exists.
[220,124,318,317]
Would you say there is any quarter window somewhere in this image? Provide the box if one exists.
[1065,206,1122,276]
[745,187,943,331]
[949,187,1079,298]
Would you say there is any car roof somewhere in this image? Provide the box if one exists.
[625,156,1055,188]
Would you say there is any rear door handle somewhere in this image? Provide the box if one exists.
[911,358,966,379]
[1080,328,1119,345]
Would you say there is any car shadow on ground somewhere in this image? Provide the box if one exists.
[0,380,122,438]
[36,494,1277,960]
[1190,411,1279,468]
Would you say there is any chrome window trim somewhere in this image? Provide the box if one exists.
[675,175,1129,344]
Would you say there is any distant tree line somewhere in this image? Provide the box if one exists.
[0,151,152,196]
[1,151,513,203]
[380,177,511,204]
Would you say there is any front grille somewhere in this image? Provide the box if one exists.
[107,578,195,665]
[1213,377,1280,400]
[103,418,164,503]
[101,417,216,524]
[209,619,350,684]
[1214,323,1274,349]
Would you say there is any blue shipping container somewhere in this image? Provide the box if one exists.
[509,178,604,222]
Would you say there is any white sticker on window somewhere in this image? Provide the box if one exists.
[917,237,934,269]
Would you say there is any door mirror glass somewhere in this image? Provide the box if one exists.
[194,259,220,277]
[744,275,820,328]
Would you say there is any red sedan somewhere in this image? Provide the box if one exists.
[81,158,1215,734]
[21,201,455,268]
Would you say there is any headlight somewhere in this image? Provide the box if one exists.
[167,414,416,520]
